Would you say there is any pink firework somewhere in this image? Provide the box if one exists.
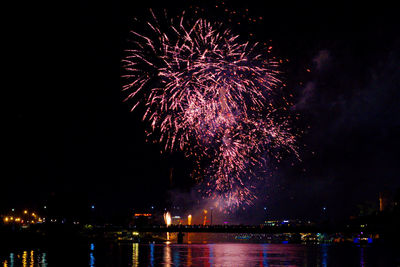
[122,12,298,208]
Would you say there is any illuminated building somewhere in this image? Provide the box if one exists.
[264,219,314,227]
[171,215,182,225]
[264,220,280,226]
[132,211,154,226]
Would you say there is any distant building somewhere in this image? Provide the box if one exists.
[132,212,153,226]
[263,219,313,227]
[264,220,280,226]
[171,215,183,225]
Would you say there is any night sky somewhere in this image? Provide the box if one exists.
[4,0,400,223]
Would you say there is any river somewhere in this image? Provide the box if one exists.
[0,239,399,266]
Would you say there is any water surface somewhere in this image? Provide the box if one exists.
[1,242,399,266]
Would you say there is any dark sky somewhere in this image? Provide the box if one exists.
[3,0,399,222]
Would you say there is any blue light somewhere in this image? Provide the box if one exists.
[321,244,328,267]
[91,205,95,209]
[262,244,269,266]
[10,253,14,266]
[41,252,47,267]
[89,253,95,267]
[149,243,155,267]
[173,249,180,266]
[208,244,214,265]
[89,246,95,266]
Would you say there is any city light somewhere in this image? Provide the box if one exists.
[2,210,41,224]
[134,213,152,217]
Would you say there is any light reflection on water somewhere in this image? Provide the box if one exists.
[360,247,366,267]
[0,241,397,266]
[163,244,172,266]
[89,243,95,267]
[149,243,155,267]
[321,244,328,267]
[1,251,47,267]
[96,242,397,267]
[132,243,138,267]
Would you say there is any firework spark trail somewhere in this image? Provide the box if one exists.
[164,212,171,227]
[122,13,298,208]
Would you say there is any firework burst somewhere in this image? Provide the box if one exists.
[122,11,298,208]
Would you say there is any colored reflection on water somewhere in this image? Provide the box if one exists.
[360,247,366,267]
[0,242,398,266]
[321,244,328,267]
[149,243,155,267]
[132,243,138,267]
[89,243,95,267]
[0,250,47,267]
[163,244,172,266]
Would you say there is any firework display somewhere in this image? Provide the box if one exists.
[164,212,172,227]
[122,10,298,208]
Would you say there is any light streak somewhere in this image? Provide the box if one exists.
[164,212,172,227]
